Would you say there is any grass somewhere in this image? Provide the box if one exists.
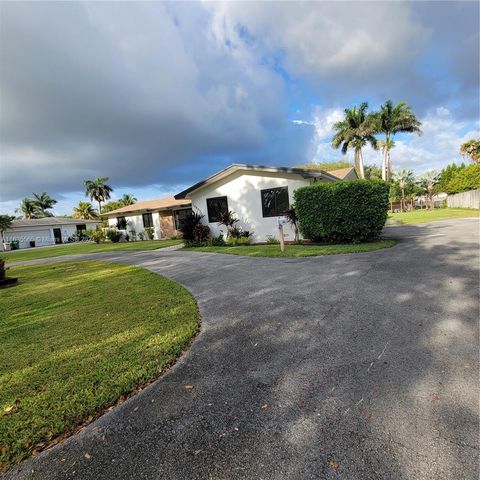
[388,208,478,225]
[0,261,199,469]
[1,239,183,263]
[183,239,395,257]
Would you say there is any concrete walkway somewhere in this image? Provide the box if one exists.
[4,219,479,480]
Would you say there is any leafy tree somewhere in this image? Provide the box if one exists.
[332,102,377,179]
[418,170,439,209]
[285,207,300,242]
[460,139,480,164]
[392,169,415,212]
[364,164,382,179]
[446,164,480,194]
[84,177,113,214]
[375,101,422,180]
[17,198,41,219]
[72,201,99,220]
[436,162,465,193]
[32,192,57,217]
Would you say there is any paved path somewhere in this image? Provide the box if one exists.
[4,219,479,480]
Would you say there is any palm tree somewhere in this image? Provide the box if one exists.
[84,177,113,214]
[376,101,422,181]
[72,201,99,220]
[377,138,396,180]
[32,192,57,217]
[332,102,377,179]
[392,169,415,212]
[16,198,40,219]
[0,215,13,245]
[418,170,439,210]
[120,194,137,206]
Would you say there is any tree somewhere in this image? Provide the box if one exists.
[392,169,415,212]
[17,198,40,219]
[295,161,353,171]
[460,139,480,164]
[120,194,137,205]
[364,164,382,179]
[32,192,57,217]
[446,164,480,194]
[436,162,465,193]
[375,101,422,181]
[418,170,439,210]
[72,201,99,220]
[0,215,13,244]
[332,102,378,179]
[285,207,300,242]
[84,177,113,214]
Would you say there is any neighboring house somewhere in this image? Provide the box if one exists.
[328,167,358,180]
[175,164,339,243]
[103,197,192,239]
[2,218,100,250]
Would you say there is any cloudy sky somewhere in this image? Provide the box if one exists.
[0,1,478,215]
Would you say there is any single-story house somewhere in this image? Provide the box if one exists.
[103,197,192,240]
[174,164,340,243]
[1,218,100,250]
[328,167,358,180]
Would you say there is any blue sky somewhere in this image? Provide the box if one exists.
[0,1,478,215]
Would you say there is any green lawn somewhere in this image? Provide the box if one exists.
[183,239,395,257]
[1,239,183,263]
[388,208,478,225]
[0,262,199,469]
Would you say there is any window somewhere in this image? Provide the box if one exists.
[116,216,127,229]
[142,213,154,228]
[206,196,228,223]
[173,208,192,230]
[76,224,87,233]
[260,186,289,217]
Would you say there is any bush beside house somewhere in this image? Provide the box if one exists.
[294,179,389,243]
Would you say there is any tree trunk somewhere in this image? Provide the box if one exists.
[401,187,405,212]
[386,149,392,181]
[98,201,102,215]
[381,147,387,181]
[355,147,365,179]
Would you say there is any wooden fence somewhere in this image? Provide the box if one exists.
[447,190,480,209]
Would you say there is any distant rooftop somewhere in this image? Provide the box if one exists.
[10,218,100,228]
[102,197,191,216]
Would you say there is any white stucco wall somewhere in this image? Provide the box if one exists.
[189,170,320,243]
[107,212,162,239]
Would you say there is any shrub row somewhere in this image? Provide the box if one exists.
[294,179,389,243]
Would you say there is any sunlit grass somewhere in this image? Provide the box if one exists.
[0,262,199,470]
[2,239,183,263]
[183,239,395,257]
[388,208,478,225]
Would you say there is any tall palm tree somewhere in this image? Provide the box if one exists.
[120,194,137,206]
[332,102,377,179]
[84,177,113,214]
[418,170,439,210]
[16,198,40,219]
[377,138,396,180]
[72,201,99,220]
[32,192,57,217]
[376,101,422,181]
[392,169,415,212]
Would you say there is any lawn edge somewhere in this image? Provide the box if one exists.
[1,261,201,472]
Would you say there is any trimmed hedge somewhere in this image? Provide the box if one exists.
[294,179,389,243]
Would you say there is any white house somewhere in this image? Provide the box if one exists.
[174,164,339,243]
[1,218,100,251]
[103,197,192,240]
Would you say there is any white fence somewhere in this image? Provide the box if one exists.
[447,190,480,209]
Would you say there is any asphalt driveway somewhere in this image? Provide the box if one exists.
[4,218,479,480]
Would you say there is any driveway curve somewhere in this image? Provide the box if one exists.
[4,219,479,480]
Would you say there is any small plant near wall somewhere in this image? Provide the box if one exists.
[207,234,226,246]
[266,235,280,244]
[285,207,300,243]
[105,228,122,243]
[226,236,251,246]
[178,210,211,246]
[127,221,137,241]
[86,228,105,244]
[144,227,155,240]
[138,231,146,241]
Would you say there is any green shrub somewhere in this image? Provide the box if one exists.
[144,227,155,240]
[88,228,105,244]
[226,236,251,246]
[294,179,389,243]
[208,234,226,247]
[105,229,122,243]
[446,164,480,194]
